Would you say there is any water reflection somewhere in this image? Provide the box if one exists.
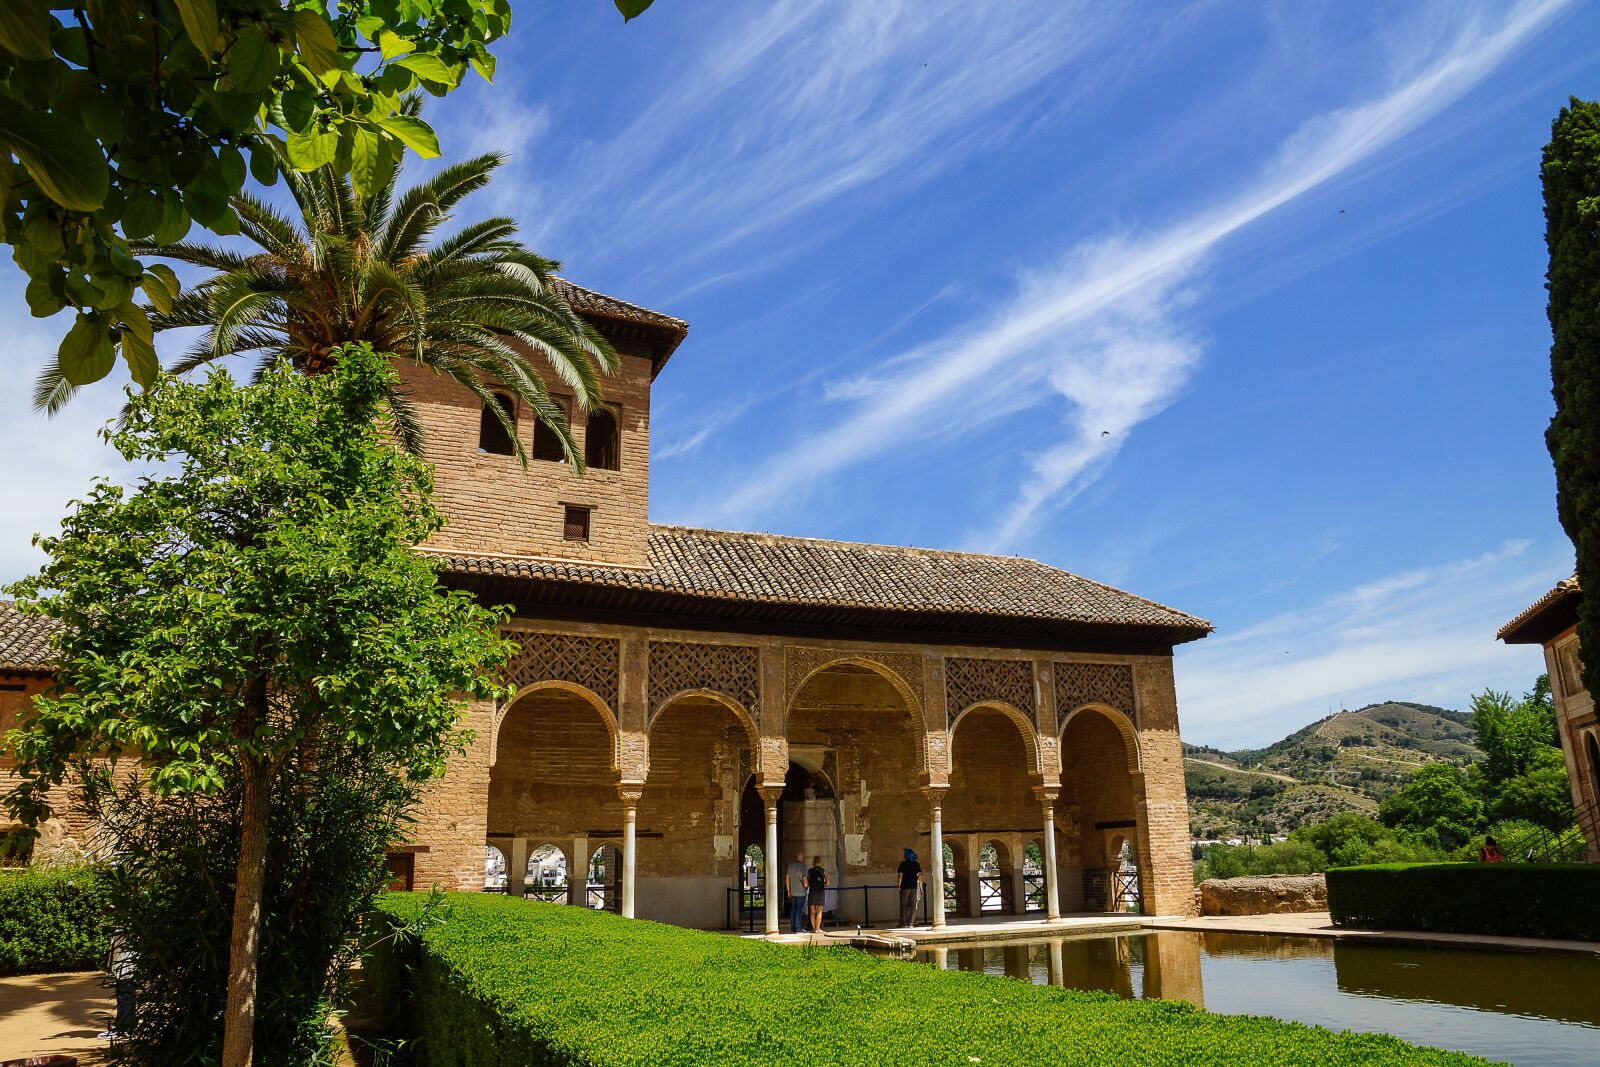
[912,931,1600,1067]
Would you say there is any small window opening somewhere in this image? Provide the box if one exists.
[477,393,516,455]
[563,505,591,541]
[532,398,570,463]
[585,406,620,471]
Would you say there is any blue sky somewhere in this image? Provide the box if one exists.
[2,0,1597,747]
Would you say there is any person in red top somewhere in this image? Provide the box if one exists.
[1478,835,1504,863]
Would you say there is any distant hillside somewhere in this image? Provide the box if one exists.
[1185,701,1480,839]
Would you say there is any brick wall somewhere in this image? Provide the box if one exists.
[402,348,654,567]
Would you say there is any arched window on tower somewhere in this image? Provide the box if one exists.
[585,405,620,471]
[477,393,516,455]
[532,397,570,462]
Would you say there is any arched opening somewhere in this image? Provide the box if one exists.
[942,841,962,917]
[477,392,516,455]
[587,843,622,912]
[1060,706,1141,913]
[532,396,570,462]
[487,687,619,900]
[483,844,508,891]
[584,405,620,470]
[947,704,1038,916]
[1023,840,1046,913]
[787,660,923,924]
[977,840,1012,913]
[1110,836,1143,914]
[527,844,570,902]
[641,693,756,928]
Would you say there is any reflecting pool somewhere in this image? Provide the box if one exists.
[913,932,1600,1067]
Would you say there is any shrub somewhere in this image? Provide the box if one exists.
[1327,863,1600,941]
[0,864,111,975]
[366,893,1485,1066]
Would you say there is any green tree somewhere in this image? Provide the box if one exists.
[1492,747,1576,831]
[1471,685,1558,784]
[1378,762,1484,849]
[41,145,616,463]
[0,0,511,391]
[1543,98,1600,699]
[4,344,512,1067]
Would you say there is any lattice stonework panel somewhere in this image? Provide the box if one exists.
[502,631,620,711]
[784,646,925,710]
[647,641,760,719]
[1054,661,1136,722]
[944,657,1036,726]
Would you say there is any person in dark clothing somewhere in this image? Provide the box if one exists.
[806,855,828,933]
[896,847,923,927]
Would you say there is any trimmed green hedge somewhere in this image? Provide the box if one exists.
[368,893,1484,1066]
[1327,862,1600,941]
[0,864,112,975]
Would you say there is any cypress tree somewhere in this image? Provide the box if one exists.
[1543,98,1600,697]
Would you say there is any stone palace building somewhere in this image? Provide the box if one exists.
[1499,574,1600,861]
[2,281,1212,931]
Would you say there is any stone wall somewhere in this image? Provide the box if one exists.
[1197,874,1328,915]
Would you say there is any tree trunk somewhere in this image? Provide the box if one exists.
[221,753,271,1067]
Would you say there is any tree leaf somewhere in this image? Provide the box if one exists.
[228,25,278,95]
[279,87,317,134]
[350,126,383,199]
[376,29,413,60]
[0,0,55,62]
[121,329,160,388]
[0,109,107,211]
[614,0,655,20]
[393,53,459,87]
[285,125,338,170]
[170,0,220,57]
[140,275,173,316]
[59,313,116,385]
[374,114,439,158]
[122,192,163,241]
[293,9,340,76]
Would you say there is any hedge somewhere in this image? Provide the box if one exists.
[0,864,112,975]
[367,893,1484,1066]
[1327,862,1600,941]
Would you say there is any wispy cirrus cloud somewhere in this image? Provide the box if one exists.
[706,0,1572,545]
[541,0,1135,282]
[1176,541,1564,749]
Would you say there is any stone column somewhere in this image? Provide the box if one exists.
[619,785,643,918]
[924,787,947,929]
[760,786,783,935]
[570,835,588,906]
[1035,788,1062,921]
[508,837,529,898]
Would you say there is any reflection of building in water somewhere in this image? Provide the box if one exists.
[1201,931,1334,960]
[1142,933,1204,1008]
[1333,943,1600,1027]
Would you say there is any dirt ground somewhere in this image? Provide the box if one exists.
[0,970,112,1065]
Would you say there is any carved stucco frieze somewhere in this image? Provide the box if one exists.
[494,631,621,766]
[783,645,925,711]
[1055,661,1137,724]
[944,656,1036,726]
[647,641,761,721]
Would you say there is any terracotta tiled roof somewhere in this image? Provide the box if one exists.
[550,279,688,375]
[0,601,59,673]
[1498,573,1581,644]
[436,525,1212,643]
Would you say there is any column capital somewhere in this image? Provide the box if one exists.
[618,782,645,805]
[1033,787,1060,805]
[921,785,949,806]
[757,785,785,807]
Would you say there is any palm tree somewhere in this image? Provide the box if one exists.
[37,145,615,467]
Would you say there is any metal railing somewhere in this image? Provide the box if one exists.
[977,873,1006,912]
[726,883,934,932]
[1113,867,1143,913]
[1497,799,1599,863]
[1023,871,1046,912]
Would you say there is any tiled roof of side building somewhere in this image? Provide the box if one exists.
[1498,573,1581,645]
[549,278,688,375]
[436,525,1213,641]
[0,600,59,673]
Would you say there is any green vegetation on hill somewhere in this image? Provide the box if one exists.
[1186,701,1477,839]
[367,893,1485,1066]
